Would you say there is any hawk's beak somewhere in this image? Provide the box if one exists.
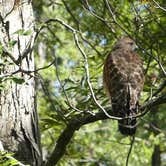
[133,44,138,51]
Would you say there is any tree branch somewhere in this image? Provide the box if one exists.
[45,93,166,166]
[126,135,135,166]
[153,0,166,12]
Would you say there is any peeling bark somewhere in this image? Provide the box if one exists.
[0,0,42,165]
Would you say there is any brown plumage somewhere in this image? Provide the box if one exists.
[103,37,144,135]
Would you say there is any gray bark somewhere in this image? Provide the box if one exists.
[0,0,42,165]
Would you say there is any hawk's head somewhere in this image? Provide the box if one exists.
[115,37,136,51]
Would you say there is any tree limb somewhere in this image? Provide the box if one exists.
[45,93,166,166]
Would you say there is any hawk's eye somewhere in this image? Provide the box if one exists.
[128,42,134,46]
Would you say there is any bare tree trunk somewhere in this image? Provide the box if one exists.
[0,0,42,165]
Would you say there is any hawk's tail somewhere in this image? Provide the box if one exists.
[118,85,137,136]
[118,117,136,136]
[118,108,137,136]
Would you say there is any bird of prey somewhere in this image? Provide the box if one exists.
[103,37,144,135]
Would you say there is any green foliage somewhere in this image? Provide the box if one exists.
[8,40,17,48]
[33,0,166,165]
[0,151,28,166]
[11,77,25,84]
[13,29,32,36]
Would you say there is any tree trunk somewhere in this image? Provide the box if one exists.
[0,0,42,165]
[151,145,161,166]
[150,106,161,166]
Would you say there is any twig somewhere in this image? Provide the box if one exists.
[54,56,94,115]
[81,0,116,35]
[83,0,109,23]
[0,60,56,79]
[62,0,102,56]
[153,0,166,12]
[0,70,20,79]
[104,0,132,38]
[141,118,165,134]
[152,80,166,97]
[126,135,135,166]
[38,74,66,122]
[44,18,78,33]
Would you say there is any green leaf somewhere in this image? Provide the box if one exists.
[13,29,24,35]
[0,84,5,90]
[9,40,17,47]
[23,30,32,36]
[41,117,61,126]
[12,77,25,84]
[13,29,32,36]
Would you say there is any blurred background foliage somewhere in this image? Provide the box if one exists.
[32,0,166,165]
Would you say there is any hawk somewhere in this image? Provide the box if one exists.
[103,37,144,135]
